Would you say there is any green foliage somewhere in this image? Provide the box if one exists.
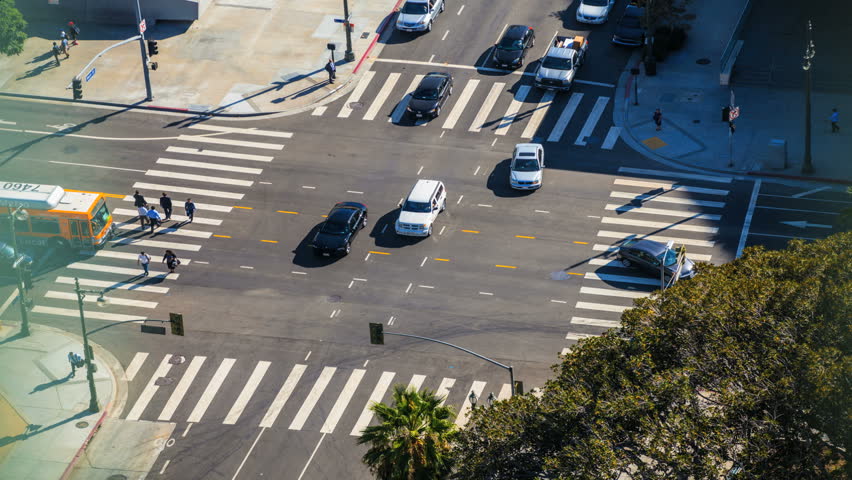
[358,384,458,480]
[0,0,27,56]
[454,233,851,479]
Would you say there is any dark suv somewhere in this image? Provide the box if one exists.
[612,5,645,47]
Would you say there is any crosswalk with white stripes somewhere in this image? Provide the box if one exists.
[315,70,620,148]
[562,167,733,354]
[121,352,513,434]
[31,124,291,325]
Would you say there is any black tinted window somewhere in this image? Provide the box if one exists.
[31,217,60,234]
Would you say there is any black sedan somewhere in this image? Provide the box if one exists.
[612,5,645,47]
[617,239,697,280]
[310,202,368,257]
[406,72,453,119]
[493,25,535,69]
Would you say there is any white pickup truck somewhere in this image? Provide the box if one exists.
[395,0,445,33]
[534,35,588,91]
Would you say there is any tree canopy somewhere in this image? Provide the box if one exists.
[453,232,851,480]
[0,0,27,56]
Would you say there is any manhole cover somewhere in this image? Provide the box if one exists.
[348,102,364,110]
[696,58,711,65]
[169,355,185,365]
[75,421,89,429]
[155,377,174,386]
[327,295,342,303]
[107,475,128,480]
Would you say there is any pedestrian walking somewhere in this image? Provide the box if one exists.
[67,351,83,377]
[146,206,162,233]
[324,59,336,84]
[831,108,840,133]
[160,192,173,220]
[68,21,80,45]
[653,108,663,131]
[137,204,149,227]
[61,37,70,59]
[133,190,147,208]
[137,251,151,276]
[163,250,180,273]
[51,42,61,65]
[184,198,196,223]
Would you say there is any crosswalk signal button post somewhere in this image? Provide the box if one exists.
[147,39,159,56]
[369,322,384,345]
[72,78,83,100]
[170,312,184,336]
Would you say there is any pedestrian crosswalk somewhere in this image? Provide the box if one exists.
[562,167,733,354]
[120,352,514,435]
[314,70,620,147]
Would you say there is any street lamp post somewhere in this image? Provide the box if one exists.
[802,20,816,174]
[342,0,356,62]
[7,206,30,337]
[73,277,107,413]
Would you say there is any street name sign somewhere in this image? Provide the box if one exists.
[85,68,96,82]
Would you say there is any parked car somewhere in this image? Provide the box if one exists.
[617,239,697,280]
[395,0,445,33]
[493,25,536,69]
[310,202,368,256]
[509,143,545,190]
[407,72,453,119]
[612,5,645,46]
[576,0,616,24]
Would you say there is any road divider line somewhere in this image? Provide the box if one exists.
[434,258,450,262]
[461,229,479,234]
[260,240,278,243]
[495,265,517,269]
[213,234,231,238]
[573,241,588,244]
[369,251,390,255]
[233,206,253,210]
[515,235,535,239]
[278,210,299,214]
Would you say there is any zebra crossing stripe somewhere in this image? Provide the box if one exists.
[408,374,426,391]
[186,124,293,138]
[260,364,307,428]
[289,366,337,430]
[469,82,505,132]
[587,258,628,267]
[55,276,170,294]
[497,383,512,400]
[390,75,424,124]
[113,208,221,226]
[442,79,479,130]
[574,96,609,146]
[350,371,395,436]
[320,369,366,433]
[339,71,377,118]
[177,135,284,151]
[32,305,148,322]
[223,361,271,425]
[117,223,213,239]
[580,286,650,298]
[613,179,729,196]
[165,146,274,163]
[126,354,174,421]
[494,85,531,136]
[110,237,202,252]
[617,167,732,184]
[133,182,244,200]
[435,377,456,407]
[601,126,621,150]
[312,106,327,116]
[575,301,630,313]
[156,158,264,175]
[597,230,716,248]
[604,204,722,221]
[546,92,583,142]
[44,291,158,309]
[66,261,180,279]
[455,381,486,427]
[571,317,620,328]
[158,356,207,421]
[145,170,254,187]
[609,191,725,208]
[600,217,720,234]
[521,90,556,139]
[363,72,401,121]
[584,272,660,286]
[124,352,149,382]
[565,333,597,341]
[187,358,236,423]
[123,195,234,213]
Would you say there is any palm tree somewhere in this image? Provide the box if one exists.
[357,384,458,480]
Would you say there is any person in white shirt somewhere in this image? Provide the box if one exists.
[137,205,149,227]
[137,251,151,276]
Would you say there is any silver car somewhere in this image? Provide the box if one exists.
[509,143,545,190]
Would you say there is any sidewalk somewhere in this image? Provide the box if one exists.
[613,0,852,185]
[0,0,401,116]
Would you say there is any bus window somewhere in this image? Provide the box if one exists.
[1,215,31,233]
[90,200,110,236]
[30,217,61,235]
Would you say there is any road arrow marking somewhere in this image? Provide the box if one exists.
[780,220,832,229]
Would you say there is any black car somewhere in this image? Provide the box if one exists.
[617,239,697,280]
[493,25,535,69]
[612,5,645,46]
[310,202,368,256]
[0,240,33,282]
[406,72,453,119]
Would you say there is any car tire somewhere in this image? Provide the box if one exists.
[427,21,432,32]
[440,1,444,12]
[427,226,433,236]
[344,243,351,255]
[440,200,446,212]
[361,217,368,229]
[620,258,631,267]
[435,105,441,117]
[449,85,453,96]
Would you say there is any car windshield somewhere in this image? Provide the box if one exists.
[401,2,428,14]
[321,220,348,235]
[656,249,679,266]
[403,200,432,213]
[90,200,111,236]
[584,0,609,6]
[498,37,524,51]
[413,86,441,100]
[541,56,572,70]
[513,158,540,171]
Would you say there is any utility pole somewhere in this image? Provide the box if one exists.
[134,0,153,101]
[801,20,815,174]
[7,207,30,337]
[342,0,355,62]
[74,278,105,413]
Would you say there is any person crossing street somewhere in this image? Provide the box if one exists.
[133,190,147,208]
[160,192,173,220]
[146,206,162,233]
[137,251,151,276]
[184,198,196,223]
[137,204,149,227]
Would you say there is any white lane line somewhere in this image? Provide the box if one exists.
[158,356,206,421]
[289,366,337,430]
[182,423,192,437]
[239,266,254,270]
[477,204,492,208]
[571,316,621,328]
[479,291,494,296]
[117,223,212,239]
[187,358,236,423]
[405,283,413,294]
[123,352,149,382]
[223,361,271,424]
[32,306,147,322]
[457,4,465,14]
[320,369,366,433]
[186,124,293,138]
[417,166,424,175]
[494,85,531,136]
[350,371,395,436]
[473,165,481,175]
[110,237,202,252]
[791,186,831,198]
[418,285,435,289]
[347,191,364,195]
[408,374,426,391]
[587,258,628,267]
[580,286,650,298]
[601,217,719,233]
[439,225,446,235]
[535,209,550,213]
[442,79,479,129]
[584,272,661,286]
[48,160,146,172]
[521,90,556,139]
[160,459,170,474]
[491,138,497,147]
[597,230,716,248]
[436,378,456,406]
[574,96,609,146]
[113,208,221,226]
[45,291,158,309]
[390,74,424,124]
[339,70,377,118]
[292,271,307,275]
[122,195,233,213]
[610,191,725,208]
[156,158,263,175]
[441,29,450,41]
[0,290,18,318]
[575,301,630,313]
[429,54,435,62]
[177,134,284,151]
[145,169,254,187]
[456,195,463,204]
[194,261,209,264]
[0,120,16,125]
[353,278,368,282]
[455,380,486,427]
[497,383,512,400]
[737,179,761,258]
[259,363,307,427]
[232,429,266,480]
[55,276,169,294]
[348,280,355,289]
[617,166,732,184]
[420,256,428,267]
[604,204,722,221]
[312,106,327,116]
[550,299,567,304]
[133,182,244,200]
[613,178,729,196]
[363,72,401,121]
[165,146,273,162]
[296,433,326,480]
[125,354,174,421]
[546,92,583,142]
[601,126,621,150]
[469,82,505,132]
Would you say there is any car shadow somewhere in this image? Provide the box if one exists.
[291,223,343,268]
[370,208,426,249]
[486,159,535,198]
[378,24,421,45]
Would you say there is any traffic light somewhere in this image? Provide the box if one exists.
[369,322,384,345]
[147,39,159,56]
[170,312,184,336]
[721,106,731,122]
[72,78,83,100]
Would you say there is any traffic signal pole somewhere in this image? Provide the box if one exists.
[134,0,153,101]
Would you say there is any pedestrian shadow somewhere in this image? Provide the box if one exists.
[30,373,72,394]
[25,50,55,65]
[15,56,61,81]
[0,409,91,448]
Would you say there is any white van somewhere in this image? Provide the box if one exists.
[395,179,447,236]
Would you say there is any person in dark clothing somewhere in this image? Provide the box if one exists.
[133,190,147,208]
[68,21,80,45]
[163,250,180,273]
[184,198,196,223]
[325,59,336,84]
[52,42,61,65]
[653,108,663,131]
[160,192,173,220]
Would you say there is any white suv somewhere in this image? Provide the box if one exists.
[395,179,447,236]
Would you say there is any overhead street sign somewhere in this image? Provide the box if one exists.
[85,68,96,82]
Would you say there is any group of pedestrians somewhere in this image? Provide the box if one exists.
[132,190,197,234]
[51,21,80,65]
[136,250,181,277]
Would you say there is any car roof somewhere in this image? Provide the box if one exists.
[328,206,357,223]
[504,25,530,40]
[408,179,440,203]
[626,239,666,255]
[624,5,644,16]
[515,143,541,154]
[335,201,366,210]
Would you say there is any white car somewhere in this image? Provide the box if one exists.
[395,179,447,236]
[396,0,445,33]
[510,143,544,190]
[576,0,615,24]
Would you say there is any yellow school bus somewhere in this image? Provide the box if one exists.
[0,183,115,250]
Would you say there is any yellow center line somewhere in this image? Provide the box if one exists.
[260,240,279,243]
[434,258,450,262]
[369,251,391,255]
[573,241,589,245]
[213,234,231,239]
[233,206,253,210]
[567,272,584,276]
[495,265,517,269]
[277,210,299,215]
[461,229,480,234]
[321,215,328,218]
[516,235,536,239]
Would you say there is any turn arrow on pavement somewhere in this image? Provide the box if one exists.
[780,220,833,229]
